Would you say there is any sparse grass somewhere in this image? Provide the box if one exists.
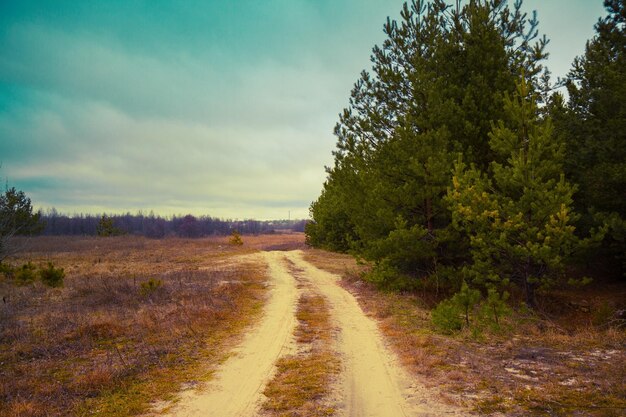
[302,248,626,417]
[0,236,268,417]
[262,278,340,417]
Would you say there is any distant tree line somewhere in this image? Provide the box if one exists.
[306,0,625,308]
[39,209,306,238]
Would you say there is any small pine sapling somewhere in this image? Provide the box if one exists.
[229,230,243,246]
[39,262,65,287]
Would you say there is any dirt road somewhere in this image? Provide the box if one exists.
[162,252,299,416]
[163,251,466,417]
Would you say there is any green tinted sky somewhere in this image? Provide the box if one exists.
[0,0,606,219]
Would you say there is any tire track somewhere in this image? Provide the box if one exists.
[163,252,299,417]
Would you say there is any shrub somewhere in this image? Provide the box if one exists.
[0,262,14,279]
[592,301,615,327]
[431,281,481,333]
[431,298,463,334]
[479,288,511,330]
[15,262,37,285]
[229,230,243,246]
[39,262,65,287]
[139,278,163,297]
[365,259,419,291]
[432,283,512,335]
[452,281,481,327]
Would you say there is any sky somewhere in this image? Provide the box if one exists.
[0,0,607,220]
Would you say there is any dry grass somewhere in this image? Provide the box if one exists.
[0,236,268,417]
[302,248,626,417]
[237,232,306,252]
[262,265,340,417]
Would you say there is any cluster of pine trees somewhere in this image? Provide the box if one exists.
[306,0,625,307]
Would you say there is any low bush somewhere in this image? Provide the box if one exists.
[15,262,37,285]
[229,230,244,246]
[0,262,14,279]
[39,262,65,287]
[431,298,463,334]
[365,259,420,292]
[431,282,511,335]
[139,278,163,296]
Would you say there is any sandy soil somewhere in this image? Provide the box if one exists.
[163,250,468,417]
[161,252,299,417]
[286,251,466,417]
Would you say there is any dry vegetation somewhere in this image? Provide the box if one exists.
[2,233,623,417]
[0,235,280,417]
[262,263,340,417]
[303,249,626,417]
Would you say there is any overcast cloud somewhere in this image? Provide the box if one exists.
[0,0,605,219]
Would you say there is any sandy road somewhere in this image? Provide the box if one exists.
[163,250,465,417]
[286,251,464,417]
[162,252,299,417]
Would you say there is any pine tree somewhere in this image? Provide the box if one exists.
[558,0,626,277]
[447,76,578,306]
[0,187,44,261]
[308,0,548,288]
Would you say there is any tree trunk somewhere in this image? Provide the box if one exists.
[524,275,536,308]
[425,197,433,234]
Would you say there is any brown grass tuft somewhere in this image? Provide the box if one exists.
[262,289,341,417]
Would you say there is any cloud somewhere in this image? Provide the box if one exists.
[2,0,602,220]
[0,91,334,218]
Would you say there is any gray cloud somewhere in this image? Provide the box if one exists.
[0,1,604,219]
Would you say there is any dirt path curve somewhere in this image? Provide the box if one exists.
[163,252,299,417]
[285,250,466,417]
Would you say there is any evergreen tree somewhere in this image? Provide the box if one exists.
[306,171,357,252]
[96,215,124,237]
[447,76,579,306]
[0,187,44,261]
[558,0,626,277]
[308,0,548,288]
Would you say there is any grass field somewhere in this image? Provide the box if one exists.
[0,234,301,417]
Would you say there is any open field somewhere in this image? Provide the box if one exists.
[0,234,300,417]
[2,234,625,416]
